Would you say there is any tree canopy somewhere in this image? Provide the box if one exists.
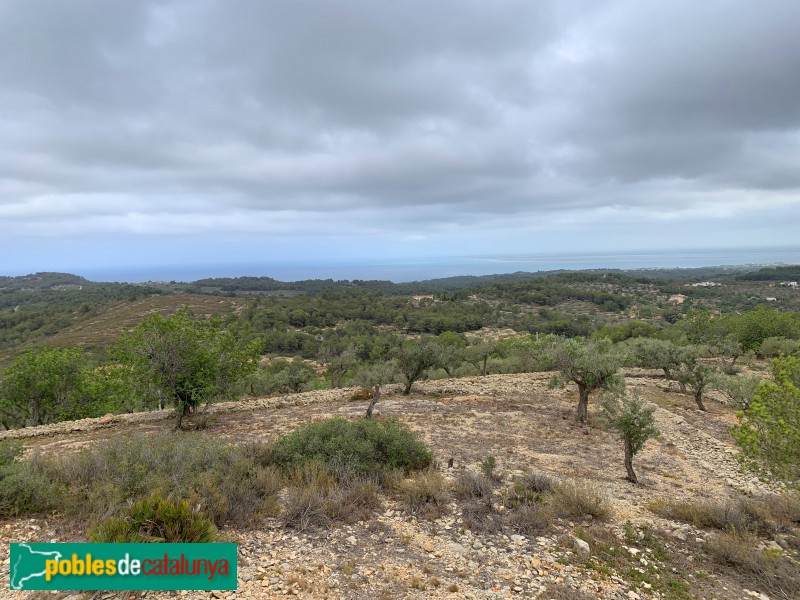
[115,310,260,428]
[0,347,90,428]
[733,354,800,486]
[548,338,625,425]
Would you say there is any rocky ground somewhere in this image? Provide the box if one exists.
[0,371,793,600]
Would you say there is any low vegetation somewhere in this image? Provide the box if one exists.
[89,494,218,543]
[279,465,383,531]
[268,417,433,479]
[649,494,800,547]
[0,418,436,537]
[706,531,800,599]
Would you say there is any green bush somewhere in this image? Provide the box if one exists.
[734,355,800,485]
[760,337,800,358]
[89,494,217,543]
[0,457,55,517]
[0,439,23,467]
[269,417,433,478]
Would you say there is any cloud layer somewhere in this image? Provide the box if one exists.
[1,1,799,274]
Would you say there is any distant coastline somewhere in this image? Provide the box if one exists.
[7,246,800,284]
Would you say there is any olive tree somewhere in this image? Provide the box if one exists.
[393,338,443,396]
[625,338,685,385]
[548,338,625,425]
[355,362,396,418]
[684,311,743,368]
[600,391,660,484]
[463,339,501,376]
[115,311,260,429]
[434,331,467,377]
[713,373,762,411]
[325,346,357,389]
[674,355,715,411]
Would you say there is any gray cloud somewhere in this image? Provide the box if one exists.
[0,0,798,256]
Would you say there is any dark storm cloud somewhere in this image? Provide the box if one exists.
[0,0,798,245]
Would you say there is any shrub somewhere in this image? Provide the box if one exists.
[503,478,548,509]
[452,471,494,501]
[89,494,217,543]
[0,439,23,467]
[550,480,611,520]
[480,455,503,483]
[760,337,800,359]
[188,461,284,527]
[706,531,799,598]
[649,494,800,544]
[0,456,55,517]
[507,503,552,535]
[460,499,503,534]
[269,418,433,479]
[399,470,449,518]
[0,433,282,527]
[280,465,381,531]
[519,472,555,494]
[734,355,800,486]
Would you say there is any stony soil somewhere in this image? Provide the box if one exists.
[0,371,790,600]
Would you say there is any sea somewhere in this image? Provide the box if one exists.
[77,246,800,284]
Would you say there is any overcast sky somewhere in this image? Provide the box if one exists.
[2,1,799,280]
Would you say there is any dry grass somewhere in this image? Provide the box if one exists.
[506,503,552,535]
[460,499,504,534]
[452,470,494,500]
[649,493,800,545]
[518,472,555,494]
[706,531,800,599]
[399,469,450,518]
[550,480,612,521]
[280,465,382,531]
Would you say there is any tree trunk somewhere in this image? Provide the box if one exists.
[694,389,707,411]
[403,379,413,395]
[624,438,638,484]
[662,367,671,381]
[29,399,41,428]
[174,402,190,430]
[365,385,381,418]
[678,381,687,393]
[577,383,590,425]
[443,366,453,378]
[481,356,488,377]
